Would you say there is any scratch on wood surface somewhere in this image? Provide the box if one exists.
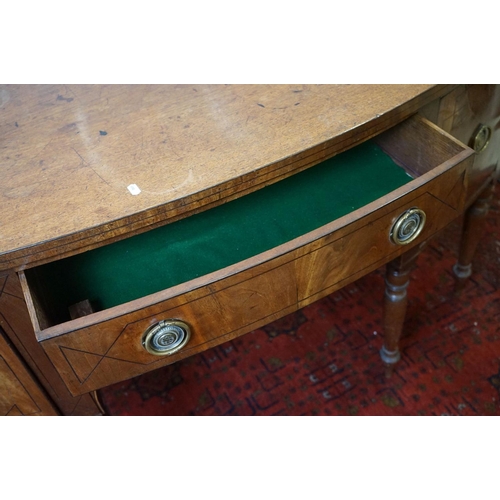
[239,289,265,309]
[72,147,87,165]
[208,286,231,330]
[23,138,55,170]
[91,168,112,187]
[126,131,140,146]
[72,148,111,187]
[63,85,78,100]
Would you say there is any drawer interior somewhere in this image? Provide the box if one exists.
[22,115,467,330]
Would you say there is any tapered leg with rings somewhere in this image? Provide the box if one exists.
[380,243,425,377]
[453,181,495,293]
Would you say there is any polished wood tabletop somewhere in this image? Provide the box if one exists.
[0,84,451,272]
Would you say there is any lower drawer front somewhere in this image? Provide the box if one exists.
[39,179,465,395]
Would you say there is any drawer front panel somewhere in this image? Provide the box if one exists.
[296,191,461,306]
[40,262,299,394]
[39,153,468,395]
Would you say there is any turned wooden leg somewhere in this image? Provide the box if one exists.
[380,244,424,376]
[453,181,495,293]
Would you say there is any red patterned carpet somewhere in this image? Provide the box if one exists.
[99,182,500,416]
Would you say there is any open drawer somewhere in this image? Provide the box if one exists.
[19,115,475,395]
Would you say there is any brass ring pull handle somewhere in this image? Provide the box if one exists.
[390,208,426,245]
[470,124,491,154]
[142,319,191,356]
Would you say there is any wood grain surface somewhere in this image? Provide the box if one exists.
[0,84,452,272]
[0,327,57,416]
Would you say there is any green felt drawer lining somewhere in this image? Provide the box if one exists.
[28,141,411,324]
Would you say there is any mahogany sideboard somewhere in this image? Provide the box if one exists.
[0,84,498,416]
